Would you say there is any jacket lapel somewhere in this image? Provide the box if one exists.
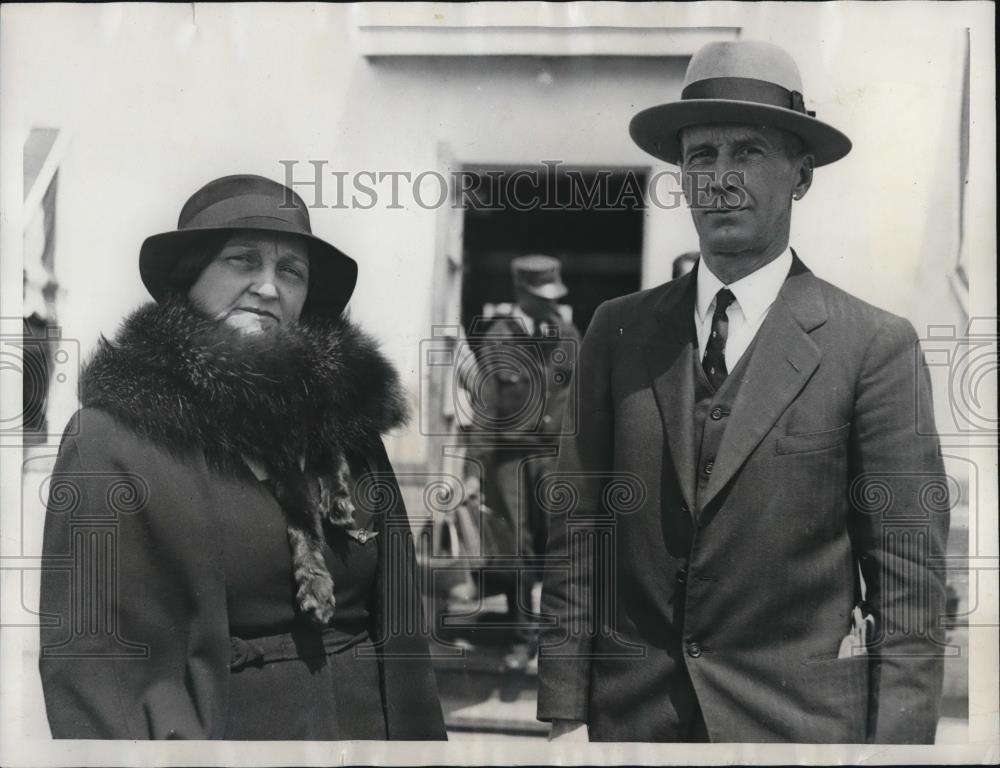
[700,255,828,508]
[642,272,699,514]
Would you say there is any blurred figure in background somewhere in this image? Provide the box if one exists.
[476,255,580,671]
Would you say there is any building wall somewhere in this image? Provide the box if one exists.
[5,4,976,466]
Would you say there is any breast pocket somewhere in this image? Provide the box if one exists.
[776,422,851,455]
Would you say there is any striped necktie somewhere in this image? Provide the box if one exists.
[702,288,736,389]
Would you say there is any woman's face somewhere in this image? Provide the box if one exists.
[188,231,310,333]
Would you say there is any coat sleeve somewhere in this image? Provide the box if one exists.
[367,442,447,740]
[536,301,615,723]
[848,317,950,743]
[38,412,230,739]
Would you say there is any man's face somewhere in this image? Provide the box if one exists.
[679,124,812,256]
[515,287,558,323]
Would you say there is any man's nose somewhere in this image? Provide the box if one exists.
[706,156,739,190]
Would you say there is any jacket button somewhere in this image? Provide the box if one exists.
[703,460,714,475]
[680,504,690,516]
[676,568,688,584]
[710,407,724,420]
[687,641,702,658]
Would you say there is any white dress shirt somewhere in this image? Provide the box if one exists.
[695,248,793,371]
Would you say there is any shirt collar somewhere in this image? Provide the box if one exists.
[696,247,794,323]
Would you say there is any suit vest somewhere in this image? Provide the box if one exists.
[692,336,760,513]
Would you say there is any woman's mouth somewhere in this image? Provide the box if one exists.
[235,307,279,321]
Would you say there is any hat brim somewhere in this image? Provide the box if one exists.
[518,281,568,300]
[139,226,358,319]
[629,99,852,167]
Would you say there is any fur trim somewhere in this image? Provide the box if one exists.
[80,299,408,624]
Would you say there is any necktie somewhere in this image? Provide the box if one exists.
[702,288,736,389]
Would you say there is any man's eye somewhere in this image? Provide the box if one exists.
[226,254,252,265]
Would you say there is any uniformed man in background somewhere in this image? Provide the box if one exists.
[476,255,580,670]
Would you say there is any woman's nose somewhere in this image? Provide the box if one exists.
[250,277,279,300]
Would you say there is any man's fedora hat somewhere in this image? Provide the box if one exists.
[629,40,851,167]
[139,174,358,318]
[512,254,568,300]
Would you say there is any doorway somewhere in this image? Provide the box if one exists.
[460,163,646,336]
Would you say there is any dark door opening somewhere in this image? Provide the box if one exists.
[460,164,646,336]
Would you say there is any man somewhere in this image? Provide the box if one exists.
[537,41,948,743]
[475,255,580,670]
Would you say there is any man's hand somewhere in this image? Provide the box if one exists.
[548,719,588,742]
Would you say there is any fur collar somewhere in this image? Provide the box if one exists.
[81,298,408,476]
[82,298,408,625]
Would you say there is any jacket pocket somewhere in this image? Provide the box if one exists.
[800,653,871,742]
[776,422,851,455]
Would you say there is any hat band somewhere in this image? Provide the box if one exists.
[681,77,816,118]
[183,194,312,232]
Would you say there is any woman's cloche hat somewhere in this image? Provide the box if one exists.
[629,40,852,167]
[139,174,358,318]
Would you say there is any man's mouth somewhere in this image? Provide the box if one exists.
[703,204,747,214]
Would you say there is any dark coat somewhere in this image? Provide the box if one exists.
[39,301,446,740]
[475,313,580,441]
[537,256,949,743]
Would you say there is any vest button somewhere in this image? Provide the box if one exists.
[703,460,714,475]
[676,568,688,584]
[710,407,724,420]
[687,641,702,658]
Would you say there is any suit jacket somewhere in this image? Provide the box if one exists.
[536,256,949,743]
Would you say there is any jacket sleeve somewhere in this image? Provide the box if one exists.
[848,317,950,743]
[368,442,447,740]
[536,301,615,723]
[38,412,230,739]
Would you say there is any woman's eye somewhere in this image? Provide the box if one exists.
[281,265,305,279]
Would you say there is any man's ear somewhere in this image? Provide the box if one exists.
[792,154,815,201]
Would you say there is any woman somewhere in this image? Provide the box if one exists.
[38,175,447,740]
